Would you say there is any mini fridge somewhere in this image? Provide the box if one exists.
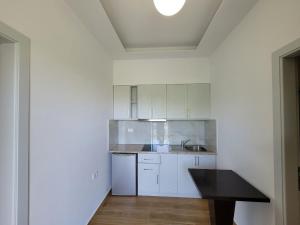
[112,153,137,196]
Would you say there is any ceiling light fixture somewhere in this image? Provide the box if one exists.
[153,0,186,16]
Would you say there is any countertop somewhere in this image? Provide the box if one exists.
[109,144,217,155]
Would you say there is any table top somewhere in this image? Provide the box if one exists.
[188,169,270,202]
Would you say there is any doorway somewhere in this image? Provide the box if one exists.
[0,22,30,225]
[273,39,300,225]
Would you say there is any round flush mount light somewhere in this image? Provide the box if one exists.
[153,0,186,16]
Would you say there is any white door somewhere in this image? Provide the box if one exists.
[0,43,16,225]
[187,84,211,119]
[282,57,300,224]
[177,154,200,197]
[167,84,187,119]
[159,154,178,195]
[138,163,159,195]
[113,85,131,119]
[151,85,166,119]
[137,85,152,119]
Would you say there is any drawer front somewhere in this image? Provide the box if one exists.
[138,154,161,164]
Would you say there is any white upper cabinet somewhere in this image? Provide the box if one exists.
[138,85,166,119]
[113,83,211,120]
[167,84,187,119]
[113,85,131,119]
[137,85,152,119]
[151,85,167,119]
[187,84,211,119]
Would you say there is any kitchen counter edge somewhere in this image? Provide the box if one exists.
[109,149,217,155]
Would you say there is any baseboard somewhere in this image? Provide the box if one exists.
[138,192,201,198]
[86,188,111,225]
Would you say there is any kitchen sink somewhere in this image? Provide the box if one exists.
[184,145,207,152]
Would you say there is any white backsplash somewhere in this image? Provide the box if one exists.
[112,120,214,146]
[151,122,169,145]
[117,121,151,144]
[205,120,217,152]
[167,121,206,145]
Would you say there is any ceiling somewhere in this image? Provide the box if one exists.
[0,36,13,44]
[65,0,258,59]
[100,0,222,50]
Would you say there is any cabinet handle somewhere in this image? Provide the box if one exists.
[197,157,200,167]
[144,169,153,171]
[194,157,197,167]
[157,175,159,184]
[144,159,153,161]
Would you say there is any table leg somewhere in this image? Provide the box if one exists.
[208,200,236,225]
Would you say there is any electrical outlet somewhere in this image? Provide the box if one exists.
[91,170,99,180]
[127,128,134,133]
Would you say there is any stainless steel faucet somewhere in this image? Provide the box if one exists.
[181,139,191,149]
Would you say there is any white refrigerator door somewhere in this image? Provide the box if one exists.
[112,154,137,195]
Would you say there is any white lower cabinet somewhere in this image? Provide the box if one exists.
[178,154,201,197]
[138,153,216,198]
[138,163,159,195]
[197,155,216,169]
[177,155,216,197]
[159,154,178,195]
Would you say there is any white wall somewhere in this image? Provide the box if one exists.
[210,0,300,224]
[0,43,16,225]
[0,1,113,225]
[113,58,210,85]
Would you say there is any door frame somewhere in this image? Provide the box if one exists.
[0,21,30,225]
[272,38,300,225]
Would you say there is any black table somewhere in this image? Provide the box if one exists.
[188,169,270,225]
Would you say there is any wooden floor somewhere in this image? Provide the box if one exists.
[89,194,210,225]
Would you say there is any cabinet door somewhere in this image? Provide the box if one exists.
[151,85,166,119]
[177,155,200,197]
[113,86,131,119]
[159,154,177,194]
[167,85,187,119]
[187,84,211,119]
[197,155,216,169]
[137,85,152,119]
[138,163,159,195]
